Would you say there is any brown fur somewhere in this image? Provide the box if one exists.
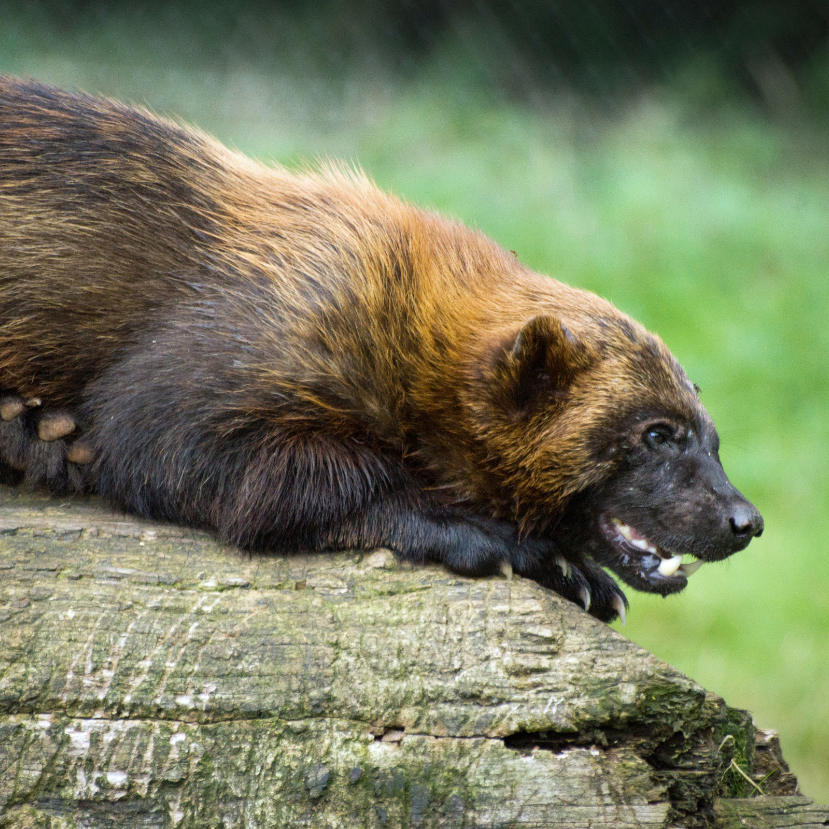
[0,77,762,622]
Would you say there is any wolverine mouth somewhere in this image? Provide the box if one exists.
[598,516,702,593]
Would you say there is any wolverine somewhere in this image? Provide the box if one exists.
[0,77,763,623]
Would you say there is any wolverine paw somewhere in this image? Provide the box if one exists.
[458,518,629,625]
[0,394,94,492]
[539,556,628,625]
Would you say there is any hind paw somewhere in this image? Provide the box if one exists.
[0,394,94,492]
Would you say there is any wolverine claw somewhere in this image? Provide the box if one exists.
[66,441,95,465]
[611,594,627,626]
[37,413,76,442]
[0,395,25,421]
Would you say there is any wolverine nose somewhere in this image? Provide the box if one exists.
[730,503,764,539]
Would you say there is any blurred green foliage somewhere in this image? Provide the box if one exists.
[4,0,829,107]
[1,0,827,803]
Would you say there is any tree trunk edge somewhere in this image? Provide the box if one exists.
[0,485,826,829]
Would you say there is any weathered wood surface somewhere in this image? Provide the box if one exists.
[0,485,825,829]
[714,796,829,829]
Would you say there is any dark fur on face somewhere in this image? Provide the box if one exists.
[0,77,763,624]
[459,315,762,620]
[556,405,761,599]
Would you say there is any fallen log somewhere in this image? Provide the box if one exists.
[0,485,825,828]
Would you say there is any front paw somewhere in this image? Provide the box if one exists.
[464,518,629,624]
[536,556,628,624]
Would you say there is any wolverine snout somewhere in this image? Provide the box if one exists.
[728,500,764,542]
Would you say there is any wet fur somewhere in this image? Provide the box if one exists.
[0,77,762,623]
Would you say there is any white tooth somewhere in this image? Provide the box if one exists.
[579,586,591,612]
[611,595,627,626]
[612,518,630,538]
[630,537,657,554]
[612,520,657,553]
[679,560,703,576]
[657,555,683,578]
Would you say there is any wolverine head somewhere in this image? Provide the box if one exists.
[469,311,763,601]
[561,397,764,596]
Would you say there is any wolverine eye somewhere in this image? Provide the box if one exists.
[642,423,674,449]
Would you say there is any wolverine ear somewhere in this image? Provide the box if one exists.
[492,315,594,414]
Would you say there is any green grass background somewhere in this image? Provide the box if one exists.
[2,3,827,801]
